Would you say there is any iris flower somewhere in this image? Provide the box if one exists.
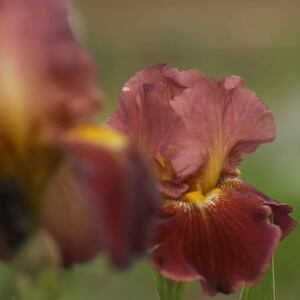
[0,0,159,269]
[105,64,296,295]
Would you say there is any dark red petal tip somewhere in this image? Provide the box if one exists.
[244,183,296,240]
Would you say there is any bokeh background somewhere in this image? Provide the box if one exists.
[1,0,300,299]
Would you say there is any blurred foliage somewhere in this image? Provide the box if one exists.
[1,0,300,299]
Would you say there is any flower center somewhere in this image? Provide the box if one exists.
[181,188,221,205]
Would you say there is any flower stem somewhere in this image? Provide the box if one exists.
[155,272,191,300]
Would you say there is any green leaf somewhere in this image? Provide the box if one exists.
[155,272,191,300]
[239,257,275,300]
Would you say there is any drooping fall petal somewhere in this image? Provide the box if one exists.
[238,183,296,239]
[43,126,160,267]
[149,185,281,295]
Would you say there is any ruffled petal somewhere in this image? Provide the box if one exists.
[149,186,281,295]
[171,76,275,192]
[123,64,203,97]
[105,65,203,195]
[43,126,159,267]
[123,64,185,100]
[240,183,296,239]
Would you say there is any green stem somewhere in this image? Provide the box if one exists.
[155,272,191,300]
[239,256,275,300]
[11,230,62,300]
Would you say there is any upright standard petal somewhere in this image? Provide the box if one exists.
[171,76,275,193]
[123,64,203,95]
[105,65,203,196]
[149,184,281,295]
[43,126,160,267]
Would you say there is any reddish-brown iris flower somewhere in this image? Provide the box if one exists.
[105,64,296,295]
[0,0,159,268]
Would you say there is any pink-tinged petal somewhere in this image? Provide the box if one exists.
[124,64,203,94]
[157,181,189,200]
[163,67,204,88]
[123,64,185,100]
[105,66,204,196]
[171,76,275,192]
[149,187,281,295]
[105,82,191,163]
[43,126,160,267]
[0,0,101,137]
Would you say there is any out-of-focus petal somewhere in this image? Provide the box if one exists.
[171,76,275,193]
[42,164,103,267]
[149,186,281,295]
[0,0,101,142]
[43,126,159,267]
[0,177,34,259]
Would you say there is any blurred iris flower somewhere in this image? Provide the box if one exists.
[105,64,296,295]
[0,0,159,269]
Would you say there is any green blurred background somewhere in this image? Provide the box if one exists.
[2,0,300,299]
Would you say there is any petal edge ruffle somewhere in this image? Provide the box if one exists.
[149,187,281,295]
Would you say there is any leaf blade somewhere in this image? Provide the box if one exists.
[239,256,275,300]
[155,272,191,300]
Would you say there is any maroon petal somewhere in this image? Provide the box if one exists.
[42,165,103,267]
[43,126,160,267]
[240,183,296,239]
[149,187,281,295]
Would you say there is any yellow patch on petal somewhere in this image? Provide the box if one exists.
[0,53,29,152]
[67,125,128,151]
[155,153,174,181]
[189,138,224,195]
[182,191,205,203]
[180,188,221,206]
[156,153,166,169]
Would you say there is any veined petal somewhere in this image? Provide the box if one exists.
[123,64,203,94]
[149,186,281,295]
[122,64,184,100]
[238,182,296,239]
[171,76,275,193]
[43,126,159,267]
[105,66,203,196]
[0,0,101,145]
